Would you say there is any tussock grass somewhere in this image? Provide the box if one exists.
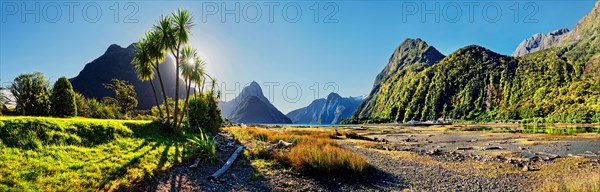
[0,117,192,191]
[541,171,600,192]
[289,143,367,175]
[223,127,367,176]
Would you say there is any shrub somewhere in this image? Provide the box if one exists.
[51,77,77,117]
[187,92,222,134]
[187,128,217,163]
[75,93,122,119]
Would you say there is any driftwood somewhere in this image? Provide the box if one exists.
[189,158,201,168]
[209,146,244,180]
[277,140,293,147]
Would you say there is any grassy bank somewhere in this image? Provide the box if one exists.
[223,127,368,176]
[0,117,191,191]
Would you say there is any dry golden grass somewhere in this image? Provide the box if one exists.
[540,170,600,192]
[223,126,367,176]
[289,143,367,175]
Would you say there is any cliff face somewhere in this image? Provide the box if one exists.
[512,28,571,57]
[513,1,600,57]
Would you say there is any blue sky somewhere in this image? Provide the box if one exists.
[0,1,597,113]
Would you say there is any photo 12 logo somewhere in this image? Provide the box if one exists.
[218,81,339,104]
[1,1,139,23]
[401,1,539,23]
[199,1,339,23]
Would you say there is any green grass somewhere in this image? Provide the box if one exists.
[0,116,192,191]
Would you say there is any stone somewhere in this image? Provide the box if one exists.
[485,146,502,150]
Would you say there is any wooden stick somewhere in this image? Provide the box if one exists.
[209,146,244,180]
[189,158,201,168]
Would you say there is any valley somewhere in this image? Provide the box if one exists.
[1,1,600,191]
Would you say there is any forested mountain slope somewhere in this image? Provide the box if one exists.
[352,1,600,123]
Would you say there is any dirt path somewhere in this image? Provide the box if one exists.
[339,141,528,191]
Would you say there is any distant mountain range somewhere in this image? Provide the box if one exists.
[70,44,186,109]
[286,93,363,124]
[219,82,291,124]
[353,1,600,123]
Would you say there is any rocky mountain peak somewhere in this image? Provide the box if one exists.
[512,27,571,57]
[105,44,124,54]
[326,92,342,100]
[549,28,570,36]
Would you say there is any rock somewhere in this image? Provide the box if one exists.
[512,28,570,57]
[278,140,294,147]
[426,149,442,155]
[470,139,477,142]
[485,146,502,150]
[457,147,473,150]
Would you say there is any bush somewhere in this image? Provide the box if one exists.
[187,128,217,163]
[187,92,222,134]
[75,93,122,119]
[51,77,77,117]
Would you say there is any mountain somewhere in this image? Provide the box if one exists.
[219,81,270,118]
[219,81,291,124]
[512,28,571,57]
[353,38,445,118]
[70,44,186,109]
[286,98,326,124]
[287,93,363,124]
[513,1,600,57]
[352,1,600,123]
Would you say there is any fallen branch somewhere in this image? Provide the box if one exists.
[208,146,244,180]
[189,158,201,168]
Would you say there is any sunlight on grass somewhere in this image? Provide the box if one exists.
[0,117,190,191]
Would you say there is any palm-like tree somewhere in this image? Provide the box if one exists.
[132,9,202,130]
[177,46,207,129]
[146,30,171,122]
[133,35,164,119]
[153,9,194,130]
[171,9,194,130]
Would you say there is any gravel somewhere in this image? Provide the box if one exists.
[339,142,528,192]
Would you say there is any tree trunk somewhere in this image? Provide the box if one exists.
[172,47,180,130]
[155,62,171,124]
[149,79,164,119]
[178,78,192,130]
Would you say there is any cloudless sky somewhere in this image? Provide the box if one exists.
[0,0,597,113]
